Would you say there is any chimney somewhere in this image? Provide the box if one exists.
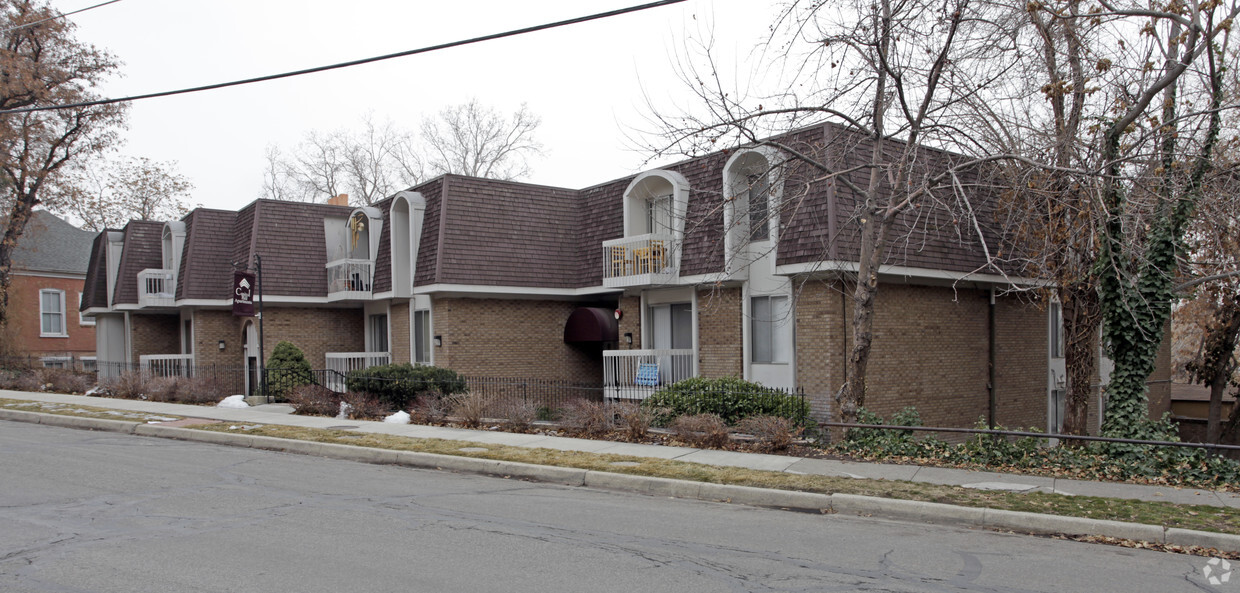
[328,193,349,206]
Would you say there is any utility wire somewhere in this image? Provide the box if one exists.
[0,0,687,115]
[0,0,125,34]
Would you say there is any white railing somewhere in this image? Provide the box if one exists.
[140,354,193,378]
[602,234,678,288]
[326,259,374,299]
[138,269,176,307]
[324,351,390,391]
[603,348,695,400]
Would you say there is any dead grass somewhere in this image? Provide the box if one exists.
[192,422,1240,536]
[0,397,184,423]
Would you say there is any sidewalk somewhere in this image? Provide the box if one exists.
[5,389,1238,510]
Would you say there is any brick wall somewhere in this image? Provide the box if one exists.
[390,302,410,364]
[191,310,241,370]
[188,307,364,370]
[433,297,602,384]
[696,286,742,378]
[129,314,180,360]
[617,295,642,350]
[7,274,95,358]
[994,296,1048,430]
[794,279,848,421]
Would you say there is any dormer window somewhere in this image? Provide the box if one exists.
[327,207,383,300]
[603,170,690,288]
[348,211,370,259]
[747,175,770,241]
[647,194,674,235]
[722,148,783,274]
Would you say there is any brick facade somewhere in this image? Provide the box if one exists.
[432,297,602,383]
[696,286,743,378]
[793,279,1048,429]
[617,295,642,350]
[188,307,365,370]
[390,302,410,365]
[7,274,95,358]
[129,314,180,361]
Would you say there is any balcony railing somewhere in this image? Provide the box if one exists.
[602,234,678,288]
[603,348,695,400]
[138,269,176,307]
[326,259,374,300]
[139,354,193,378]
[324,351,390,391]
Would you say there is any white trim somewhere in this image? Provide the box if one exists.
[78,292,95,326]
[413,283,622,297]
[774,260,1040,286]
[10,271,86,280]
[371,290,395,300]
[39,288,68,337]
[82,306,113,316]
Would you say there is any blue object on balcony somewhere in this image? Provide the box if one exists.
[634,362,659,387]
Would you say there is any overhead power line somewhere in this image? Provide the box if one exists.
[0,0,125,34]
[0,0,687,115]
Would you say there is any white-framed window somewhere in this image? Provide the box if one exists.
[80,356,97,373]
[40,289,67,337]
[77,293,95,326]
[751,295,791,364]
[413,310,431,365]
[40,356,70,369]
[1050,302,1064,359]
[647,194,674,235]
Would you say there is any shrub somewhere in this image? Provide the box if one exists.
[345,363,467,410]
[671,413,730,448]
[173,376,227,404]
[613,401,658,440]
[643,377,808,425]
[561,399,612,436]
[142,376,181,402]
[287,384,340,416]
[736,415,803,452]
[493,395,538,432]
[340,391,390,420]
[103,372,152,399]
[37,368,92,394]
[265,341,313,400]
[840,407,949,457]
[449,392,493,428]
[409,394,451,425]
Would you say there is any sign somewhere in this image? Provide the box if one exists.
[232,271,256,316]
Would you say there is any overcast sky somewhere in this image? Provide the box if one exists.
[62,0,781,212]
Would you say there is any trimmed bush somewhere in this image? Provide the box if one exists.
[265,341,313,400]
[344,363,467,410]
[671,413,730,448]
[736,415,803,452]
[287,384,341,416]
[642,377,808,425]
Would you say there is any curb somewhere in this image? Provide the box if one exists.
[5,408,1238,553]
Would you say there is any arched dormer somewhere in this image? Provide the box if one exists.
[722,147,783,274]
[603,170,690,288]
[388,191,425,299]
[327,206,384,300]
[161,221,186,273]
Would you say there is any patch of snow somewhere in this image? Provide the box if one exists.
[217,395,250,409]
[384,410,410,424]
[84,387,104,396]
[336,401,352,419]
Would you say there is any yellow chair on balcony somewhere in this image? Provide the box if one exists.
[608,246,631,278]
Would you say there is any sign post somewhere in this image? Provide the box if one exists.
[232,258,266,399]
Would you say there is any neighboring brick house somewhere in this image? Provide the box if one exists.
[83,123,1161,432]
[5,211,97,368]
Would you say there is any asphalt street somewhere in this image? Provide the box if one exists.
[0,421,1227,592]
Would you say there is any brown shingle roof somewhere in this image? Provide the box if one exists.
[178,209,238,300]
[112,220,164,306]
[80,231,110,311]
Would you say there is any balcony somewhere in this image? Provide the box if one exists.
[602,348,695,400]
[324,351,390,391]
[326,259,373,301]
[138,269,176,307]
[140,354,193,377]
[602,234,678,288]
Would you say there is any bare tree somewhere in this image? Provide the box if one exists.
[50,156,196,231]
[421,99,542,180]
[265,100,541,205]
[0,0,125,326]
[263,114,422,205]
[645,0,1019,423]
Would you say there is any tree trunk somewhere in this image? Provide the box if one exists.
[1200,298,1240,443]
[0,192,38,327]
[838,207,892,423]
[1060,281,1100,437]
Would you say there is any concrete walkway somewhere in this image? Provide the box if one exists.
[5,389,1237,510]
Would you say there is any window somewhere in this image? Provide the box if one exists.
[647,194,674,235]
[40,356,70,369]
[648,303,692,350]
[369,314,389,353]
[40,289,66,337]
[751,295,791,364]
[78,293,95,326]
[81,356,97,373]
[413,310,431,364]
[1050,302,1064,359]
[748,175,770,241]
[182,319,193,354]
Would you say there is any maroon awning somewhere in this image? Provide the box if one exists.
[564,307,618,343]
